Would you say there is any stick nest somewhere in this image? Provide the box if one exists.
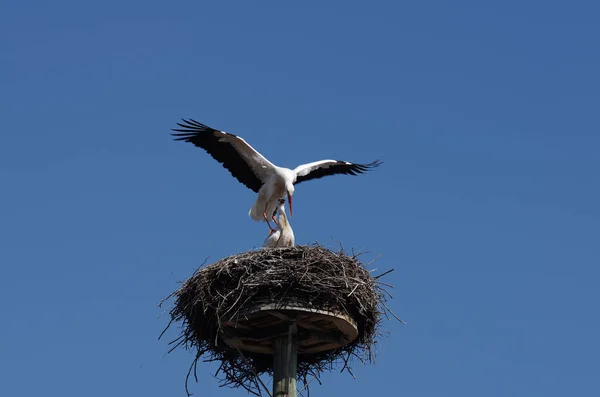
[160,244,398,396]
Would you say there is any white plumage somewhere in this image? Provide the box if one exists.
[263,199,295,248]
[172,119,382,232]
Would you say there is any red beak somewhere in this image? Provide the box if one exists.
[288,193,293,217]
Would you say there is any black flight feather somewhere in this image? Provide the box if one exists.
[171,119,264,193]
[295,160,383,184]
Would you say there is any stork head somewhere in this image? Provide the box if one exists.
[274,198,286,216]
[285,184,294,217]
[277,198,289,228]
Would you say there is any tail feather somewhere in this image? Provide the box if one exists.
[249,195,267,222]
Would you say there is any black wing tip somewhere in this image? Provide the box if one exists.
[170,118,219,140]
[170,132,196,141]
[180,118,211,129]
[335,159,382,166]
[338,159,383,174]
[365,159,383,168]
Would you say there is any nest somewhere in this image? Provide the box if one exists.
[160,244,400,396]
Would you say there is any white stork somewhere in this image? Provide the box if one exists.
[172,119,382,232]
[263,198,295,248]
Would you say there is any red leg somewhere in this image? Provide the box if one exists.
[263,208,276,233]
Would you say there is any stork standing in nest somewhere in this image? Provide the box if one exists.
[263,198,295,248]
[171,119,382,232]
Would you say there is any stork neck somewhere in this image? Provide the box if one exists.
[278,211,289,229]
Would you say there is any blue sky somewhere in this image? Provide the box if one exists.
[1,1,599,396]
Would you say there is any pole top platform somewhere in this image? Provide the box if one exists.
[221,303,358,355]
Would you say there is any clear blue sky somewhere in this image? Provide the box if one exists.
[1,1,599,396]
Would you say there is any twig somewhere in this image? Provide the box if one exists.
[298,373,318,395]
[374,269,394,279]
[236,348,273,397]
[347,284,360,297]
[382,301,406,324]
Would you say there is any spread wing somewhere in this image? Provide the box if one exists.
[293,159,382,184]
[172,119,276,193]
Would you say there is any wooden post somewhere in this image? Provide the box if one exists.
[273,321,297,397]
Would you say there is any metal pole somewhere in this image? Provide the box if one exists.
[273,321,297,397]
